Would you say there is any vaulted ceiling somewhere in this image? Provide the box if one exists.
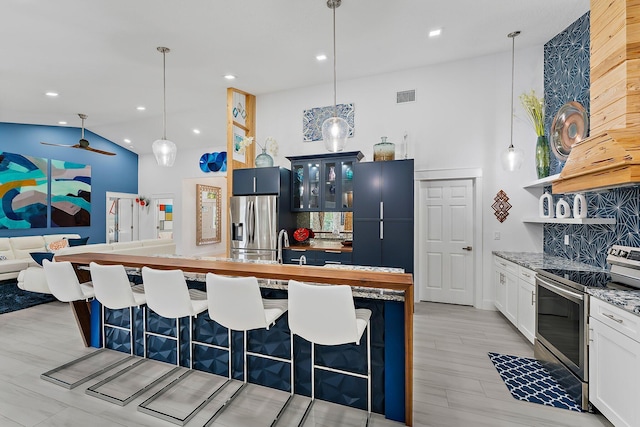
[0,0,589,154]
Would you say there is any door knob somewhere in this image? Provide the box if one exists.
[463,246,472,251]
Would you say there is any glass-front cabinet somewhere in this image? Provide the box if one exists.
[288,151,363,212]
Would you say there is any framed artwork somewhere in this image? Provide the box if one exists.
[0,152,48,229]
[50,159,91,227]
[303,103,355,142]
[232,126,247,163]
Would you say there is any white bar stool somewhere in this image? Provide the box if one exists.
[89,262,146,356]
[203,273,292,425]
[140,266,207,367]
[288,279,372,426]
[41,260,130,389]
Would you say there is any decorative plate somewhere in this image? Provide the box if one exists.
[550,101,589,161]
[293,228,310,242]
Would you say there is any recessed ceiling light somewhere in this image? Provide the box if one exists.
[136,106,146,111]
[429,28,442,38]
[224,74,236,80]
[193,129,201,134]
[58,121,67,125]
[316,54,328,61]
[124,138,131,144]
[45,92,59,97]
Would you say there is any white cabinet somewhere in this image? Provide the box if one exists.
[589,298,640,427]
[493,255,536,344]
[517,270,535,344]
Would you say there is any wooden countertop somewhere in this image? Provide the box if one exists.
[288,240,353,253]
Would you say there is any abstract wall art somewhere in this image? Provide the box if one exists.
[303,103,355,142]
[0,152,48,229]
[50,159,91,227]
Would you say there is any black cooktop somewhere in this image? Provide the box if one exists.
[536,268,613,291]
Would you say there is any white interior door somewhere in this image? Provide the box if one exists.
[421,179,474,305]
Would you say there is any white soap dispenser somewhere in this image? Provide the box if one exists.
[539,192,554,218]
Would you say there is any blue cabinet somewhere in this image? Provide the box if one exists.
[287,152,363,212]
[233,167,288,196]
[353,160,414,273]
[283,248,352,266]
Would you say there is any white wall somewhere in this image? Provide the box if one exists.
[137,44,547,309]
[255,45,546,309]
[139,145,227,256]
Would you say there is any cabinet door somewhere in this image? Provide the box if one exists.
[504,272,518,325]
[517,279,535,344]
[255,167,281,194]
[232,169,256,195]
[381,160,414,219]
[353,162,382,220]
[352,219,382,267]
[494,268,506,314]
[381,219,413,273]
[319,250,352,266]
[590,318,640,427]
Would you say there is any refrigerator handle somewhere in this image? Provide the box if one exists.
[249,200,256,243]
[246,201,253,243]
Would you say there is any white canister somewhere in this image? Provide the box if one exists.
[539,192,554,218]
[573,194,587,219]
[556,198,571,219]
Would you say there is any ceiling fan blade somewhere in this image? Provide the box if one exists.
[40,141,76,148]
[84,146,116,156]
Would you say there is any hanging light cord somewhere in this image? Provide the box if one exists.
[162,49,167,140]
[508,31,520,149]
[331,0,338,118]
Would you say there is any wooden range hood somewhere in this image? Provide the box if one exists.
[553,0,640,194]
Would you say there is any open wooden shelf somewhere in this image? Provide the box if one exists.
[523,173,561,189]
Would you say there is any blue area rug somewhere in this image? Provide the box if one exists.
[488,352,582,412]
[0,281,56,314]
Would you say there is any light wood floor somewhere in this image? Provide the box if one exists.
[0,300,614,426]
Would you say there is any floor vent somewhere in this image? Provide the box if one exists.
[396,90,416,103]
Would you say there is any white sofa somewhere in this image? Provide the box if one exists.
[15,237,176,294]
[0,234,81,281]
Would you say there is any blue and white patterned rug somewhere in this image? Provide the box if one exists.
[0,281,56,314]
[488,352,582,412]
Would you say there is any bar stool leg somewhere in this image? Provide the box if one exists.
[176,317,181,366]
[129,307,134,355]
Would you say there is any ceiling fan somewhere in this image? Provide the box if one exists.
[41,113,116,156]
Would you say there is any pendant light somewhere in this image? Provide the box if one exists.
[152,47,177,167]
[501,31,524,172]
[321,0,349,152]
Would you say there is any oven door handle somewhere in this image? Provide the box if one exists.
[536,276,583,301]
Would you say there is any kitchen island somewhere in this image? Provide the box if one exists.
[55,252,414,425]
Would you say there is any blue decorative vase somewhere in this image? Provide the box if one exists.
[255,148,273,168]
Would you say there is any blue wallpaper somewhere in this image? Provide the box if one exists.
[542,12,640,269]
[0,122,138,243]
[543,12,590,175]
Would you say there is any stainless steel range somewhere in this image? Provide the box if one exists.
[535,245,640,411]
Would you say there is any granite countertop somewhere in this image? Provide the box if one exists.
[492,251,605,272]
[494,252,640,317]
[587,289,640,317]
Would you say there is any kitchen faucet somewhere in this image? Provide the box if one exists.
[299,255,306,266]
[277,229,289,264]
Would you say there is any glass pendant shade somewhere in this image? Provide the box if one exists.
[322,116,349,152]
[152,138,177,167]
[501,145,524,171]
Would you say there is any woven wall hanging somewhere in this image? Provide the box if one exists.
[492,190,511,223]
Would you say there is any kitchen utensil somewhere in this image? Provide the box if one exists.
[550,101,588,161]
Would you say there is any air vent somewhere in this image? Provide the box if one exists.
[396,90,416,103]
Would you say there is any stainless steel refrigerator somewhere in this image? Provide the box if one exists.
[230,195,286,261]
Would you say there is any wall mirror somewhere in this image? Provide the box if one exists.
[196,184,222,245]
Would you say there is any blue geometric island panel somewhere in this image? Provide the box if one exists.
[0,152,48,229]
[543,12,590,176]
[303,103,355,142]
[50,158,91,227]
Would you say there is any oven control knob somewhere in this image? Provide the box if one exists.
[619,250,629,258]
[610,249,618,256]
